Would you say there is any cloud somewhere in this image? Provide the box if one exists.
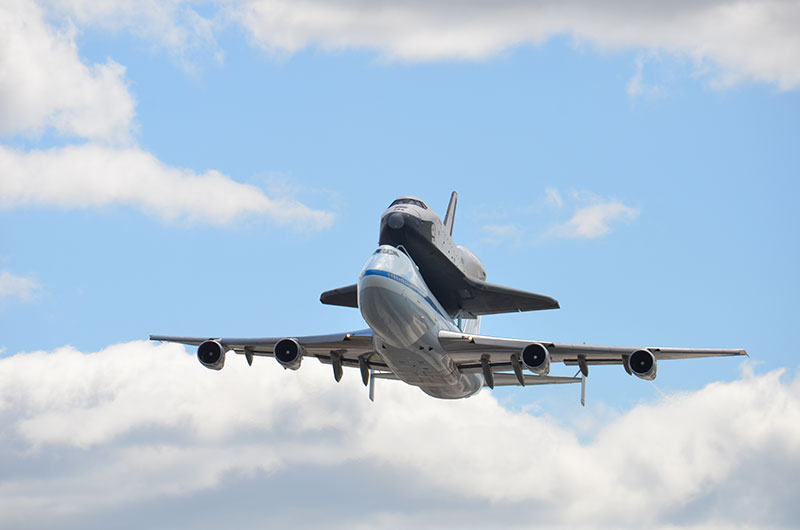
[46,0,221,68]
[0,0,135,141]
[14,1,798,91]
[0,144,334,228]
[481,223,522,243]
[545,187,563,209]
[0,1,332,229]
[0,270,41,301]
[549,201,640,239]
[0,340,797,528]
[481,189,639,245]
[229,0,800,90]
[627,55,666,99]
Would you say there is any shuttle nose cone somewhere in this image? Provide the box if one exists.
[387,212,405,229]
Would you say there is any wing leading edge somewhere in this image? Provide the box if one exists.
[438,330,747,367]
[150,329,387,371]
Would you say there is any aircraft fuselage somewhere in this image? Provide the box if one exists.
[358,245,484,399]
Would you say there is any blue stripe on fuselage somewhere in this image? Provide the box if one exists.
[361,268,449,320]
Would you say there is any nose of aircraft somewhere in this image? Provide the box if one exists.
[387,212,405,229]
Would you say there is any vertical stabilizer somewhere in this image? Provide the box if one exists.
[443,191,458,236]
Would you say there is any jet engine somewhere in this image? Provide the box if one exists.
[197,340,227,371]
[521,343,551,375]
[627,349,657,380]
[274,338,304,370]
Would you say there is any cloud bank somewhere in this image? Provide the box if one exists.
[230,0,800,89]
[0,341,797,529]
[15,1,800,91]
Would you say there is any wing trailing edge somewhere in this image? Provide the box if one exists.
[456,277,560,316]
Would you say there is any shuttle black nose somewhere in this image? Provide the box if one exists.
[387,212,405,229]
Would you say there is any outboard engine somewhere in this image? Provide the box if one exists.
[274,338,304,370]
[627,349,657,380]
[521,343,551,375]
[197,340,226,371]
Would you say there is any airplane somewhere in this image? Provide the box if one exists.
[151,192,747,402]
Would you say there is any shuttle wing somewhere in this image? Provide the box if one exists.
[456,277,559,316]
[318,277,559,315]
[151,329,386,372]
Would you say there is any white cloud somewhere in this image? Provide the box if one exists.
[481,189,640,244]
[229,0,800,90]
[0,341,797,528]
[46,0,221,67]
[627,55,666,99]
[481,223,521,244]
[545,187,563,209]
[12,1,798,91]
[0,270,41,301]
[0,144,334,228]
[0,0,135,141]
[549,201,640,239]
[0,1,332,229]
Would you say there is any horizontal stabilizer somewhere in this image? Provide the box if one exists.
[320,283,358,308]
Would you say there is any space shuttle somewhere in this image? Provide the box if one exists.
[320,191,559,320]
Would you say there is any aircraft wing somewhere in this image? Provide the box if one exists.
[438,330,747,375]
[457,277,559,316]
[150,329,387,377]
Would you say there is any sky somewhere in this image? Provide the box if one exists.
[1,1,799,528]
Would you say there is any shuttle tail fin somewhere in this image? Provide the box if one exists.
[443,191,458,236]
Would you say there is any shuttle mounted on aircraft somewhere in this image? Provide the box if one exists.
[152,192,746,402]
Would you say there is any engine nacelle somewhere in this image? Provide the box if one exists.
[627,349,657,381]
[521,343,551,375]
[197,340,226,371]
[274,338,304,370]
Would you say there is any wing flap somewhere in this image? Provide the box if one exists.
[492,373,582,387]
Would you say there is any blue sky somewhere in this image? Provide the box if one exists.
[1,1,799,528]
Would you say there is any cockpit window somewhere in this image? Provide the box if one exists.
[389,198,427,209]
[373,247,398,255]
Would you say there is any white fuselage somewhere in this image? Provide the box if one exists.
[358,245,484,399]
